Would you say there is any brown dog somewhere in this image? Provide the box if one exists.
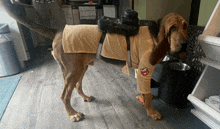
[51,12,188,122]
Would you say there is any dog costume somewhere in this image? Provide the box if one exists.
[62,25,157,94]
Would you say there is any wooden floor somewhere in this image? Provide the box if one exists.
[0,49,209,129]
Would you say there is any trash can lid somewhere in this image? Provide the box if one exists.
[168,62,191,71]
[0,24,10,34]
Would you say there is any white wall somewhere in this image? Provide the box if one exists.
[0,5,29,69]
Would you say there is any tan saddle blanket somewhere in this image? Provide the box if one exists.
[62,25,156,75]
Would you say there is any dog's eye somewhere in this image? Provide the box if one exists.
[170,26,178,32]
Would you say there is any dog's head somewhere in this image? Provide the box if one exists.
[149,13,189,65]
[158,12,188,53]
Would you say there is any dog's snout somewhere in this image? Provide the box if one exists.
[175,43,182,49]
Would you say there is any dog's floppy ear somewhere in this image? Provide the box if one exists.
[157,18,167,43]
[149,17,170,65]
[149,37,170,65]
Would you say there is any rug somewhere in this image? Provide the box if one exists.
[0,76,21,120]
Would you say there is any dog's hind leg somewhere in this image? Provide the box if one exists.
[59,56,87,122]
[52,33,88,121]
[76,65,94,102]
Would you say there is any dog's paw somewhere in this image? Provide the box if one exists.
[69,112,84,122]
[82,95,94,102]
[147,109,162,120]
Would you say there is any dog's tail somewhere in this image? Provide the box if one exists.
[0,0,65,40]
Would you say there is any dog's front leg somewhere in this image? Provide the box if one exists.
[142,93,162,120]
[135,64,162,120]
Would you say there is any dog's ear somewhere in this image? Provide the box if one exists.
[157,18,167,43]
[149,38,170,65]
[149,17,170,65]
[157,29,165,43]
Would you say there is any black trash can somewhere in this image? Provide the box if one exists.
[158,62,192,108]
